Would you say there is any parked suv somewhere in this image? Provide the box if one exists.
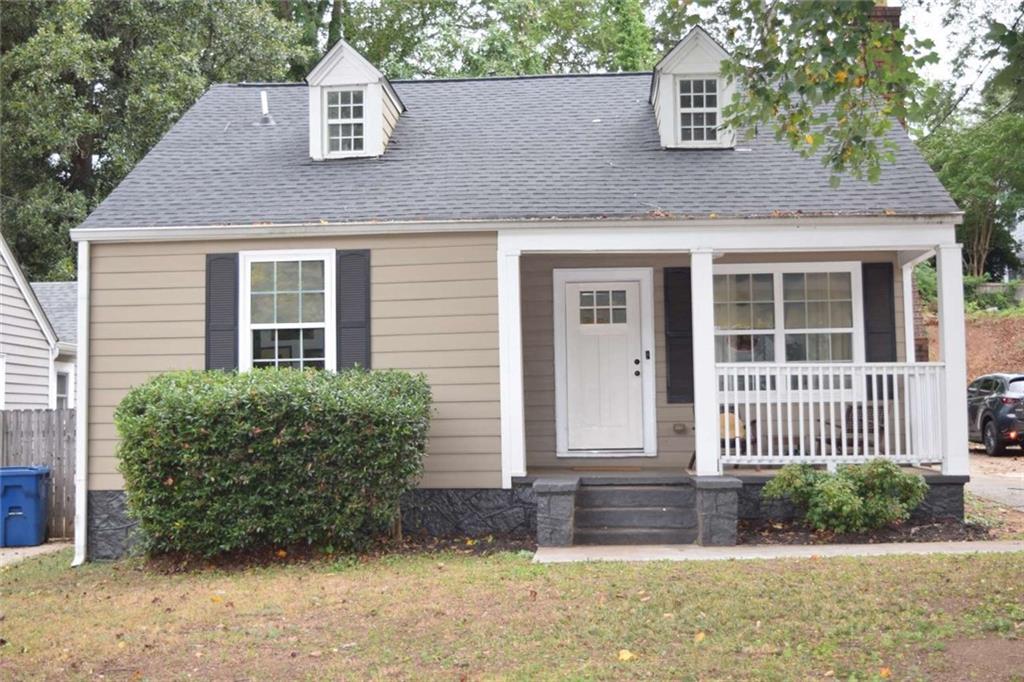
[967,373,1024,455]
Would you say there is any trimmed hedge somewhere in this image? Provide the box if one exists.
[115,369,432,557]
[761,460,928,533]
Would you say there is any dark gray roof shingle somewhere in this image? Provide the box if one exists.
[31,281,77,344]
[77,73,958,231]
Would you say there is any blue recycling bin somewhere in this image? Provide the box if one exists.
[1,466,51,547]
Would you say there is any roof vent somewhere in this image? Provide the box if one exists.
[254,90,276,126]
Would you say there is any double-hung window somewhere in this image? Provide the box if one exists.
[713,263,863,364]
[56,372,69,409]
[240,251,336,371]
[678,77,719,143]
[324,88,364,155]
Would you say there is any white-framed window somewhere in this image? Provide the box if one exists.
[56,372,69,408]
[239,250,336,371]
[713,262,864,364]
[677,76,719,144]
[324,88,365,156]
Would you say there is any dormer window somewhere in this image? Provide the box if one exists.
[650,27,734,149]
[306,39,405,161]
[324,88,365,156]
[678,78,718,143]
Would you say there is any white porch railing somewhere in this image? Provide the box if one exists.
[716,363,947,468]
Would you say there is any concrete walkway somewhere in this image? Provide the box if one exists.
[967,473,1024,511]
[534,540,1024,564]
[0,541,71,568]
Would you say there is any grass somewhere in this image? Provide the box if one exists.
[2,548,1023,680]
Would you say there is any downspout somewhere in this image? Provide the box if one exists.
[72,240,90,566]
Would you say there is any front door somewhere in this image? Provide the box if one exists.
[562,280,645,451]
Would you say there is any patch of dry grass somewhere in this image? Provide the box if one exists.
[1,548,1022,680]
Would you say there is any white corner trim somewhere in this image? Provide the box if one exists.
[902,261,916,363]
[72,240,90,567]
[551,267,657,458]
[936,244,969,476]
[0,355,6,410]
[497,249,526,488]
[237,249,337,372]
[690,248,721,476]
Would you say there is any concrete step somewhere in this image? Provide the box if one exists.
[574,527,698,545]
[576,484,694,509]
[575,506,696,529]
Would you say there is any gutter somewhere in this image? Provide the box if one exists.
[72,241,89,567]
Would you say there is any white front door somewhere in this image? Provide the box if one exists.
[562,280,645,451]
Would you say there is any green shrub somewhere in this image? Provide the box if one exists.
[115,368,432,557]
[762,460,929,533]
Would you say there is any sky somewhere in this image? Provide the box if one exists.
[901,0,1018,105]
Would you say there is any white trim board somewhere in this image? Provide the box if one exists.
[552,267,657,458]
[70,216,962,244]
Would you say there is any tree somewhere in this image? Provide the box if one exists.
[0,0,310,280]
[654,0,939,185]
[922,112,1024,277]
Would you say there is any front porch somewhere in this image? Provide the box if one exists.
[495,220,970,545]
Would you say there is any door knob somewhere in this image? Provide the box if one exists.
[634,370,641,376]
[634,358,640,365]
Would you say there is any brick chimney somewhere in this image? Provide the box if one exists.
[870,0,901,29]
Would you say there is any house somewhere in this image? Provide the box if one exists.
[31,282,78,409]
[69,22,970,562]
[0,234,76,410]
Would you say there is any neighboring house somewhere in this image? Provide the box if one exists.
[31,281,78,409]
[70,20,972,562]
[0,234,73,410]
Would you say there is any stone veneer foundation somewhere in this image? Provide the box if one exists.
[85,474,967,559]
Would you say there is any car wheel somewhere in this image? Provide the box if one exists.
[983,420,1007,456]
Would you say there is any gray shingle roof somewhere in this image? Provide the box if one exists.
[30,281,77,344]
[77,73,958,231]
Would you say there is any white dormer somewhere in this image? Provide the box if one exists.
[306,39,404,160]
[650,26,736,149]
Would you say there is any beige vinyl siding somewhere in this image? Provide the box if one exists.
[382,92,400,145]
[0,254,52,408]
[87,232,499,491]
[522,254,694,469]
[522,251,907,471]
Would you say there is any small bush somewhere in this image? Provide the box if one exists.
[762,461,929,533]
[115,368,432,557]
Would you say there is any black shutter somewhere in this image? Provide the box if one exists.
[664,267,694,403]
[205,253,239,370]
[862,262,897,362]
[336,249,371,369]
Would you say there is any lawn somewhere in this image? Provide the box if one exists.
[2,548,1023,681]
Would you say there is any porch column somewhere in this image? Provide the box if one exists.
[690,248,721,476]
[936,244,969,476]
[497,248,527,487]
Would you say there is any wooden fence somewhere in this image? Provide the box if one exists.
[1,409,76,539]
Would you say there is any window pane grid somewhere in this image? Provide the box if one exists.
[712,270,856,364]
[250,260,325,325]
[579,289,627,325]
[325,89,364,153]
[679,78,719,142]
[248,257,329,369]
[252,328,326,369]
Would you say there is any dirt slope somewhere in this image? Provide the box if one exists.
[927,315,1024,380]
